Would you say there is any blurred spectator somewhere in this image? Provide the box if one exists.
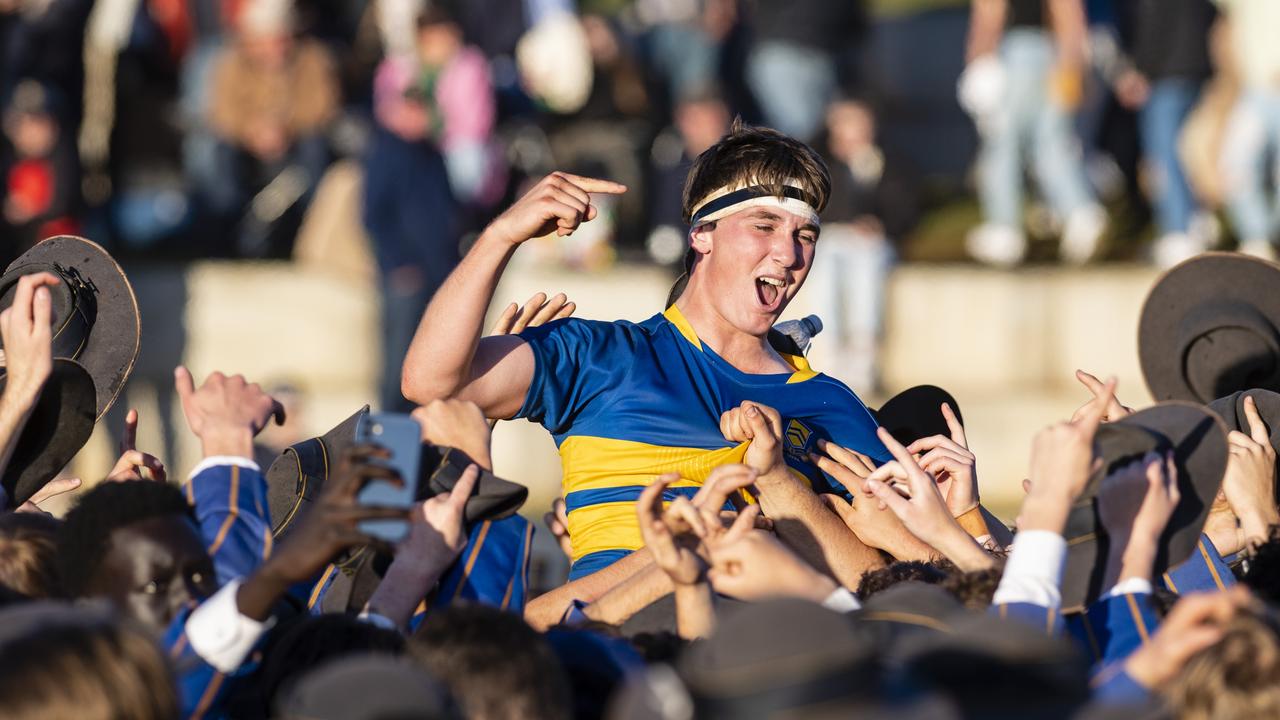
[0,79,78,260]
[744,0,867,144]
[634,0,734,108]
[362,3,471,412]
[645,89,729,265]
[1114,0,1217,268]
[960,0,1107,267]
[809,98,920,393]
[81,0,191,254]
[205,0,338,257]
[1218,0,1280,261]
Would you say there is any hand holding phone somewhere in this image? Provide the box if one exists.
[354,412,423,543]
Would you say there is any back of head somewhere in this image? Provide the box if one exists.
[240,612,406,717]
[410,604,572,720]
[856,560,952,601]
[0,602,178,720]
[0,512,62,598]
[679,597,879,718]
[1168,606,1280,720]
[55,480,193,598]
[276,654,458,720]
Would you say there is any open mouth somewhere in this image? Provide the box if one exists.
[755,275,787,310]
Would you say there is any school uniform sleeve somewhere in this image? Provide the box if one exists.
[184,457,274,586]
[1160,534,1235,594]
[414,515,534,630]
[515,318,635,435]
[987,530,1067,634]
[1068,580,1160,675]
[1091,664,1154,706]
[165,581,268,720]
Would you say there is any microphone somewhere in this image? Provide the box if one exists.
[773,315,824,355]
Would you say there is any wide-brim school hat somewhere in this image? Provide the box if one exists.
[1139,252,1280,403]
[0,236,139,505]
[870,385,964,447]
[1060,402,1228,611]
[1208,388,1280,500]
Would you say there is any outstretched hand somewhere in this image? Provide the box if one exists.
[1098,451,1179,587]
[174,367,285,459]
[412,399,493,470]
[490,292,576,335]
[906,403,979,516]
[0,272,58,410]
[1222,395,1280,545]
[105,409,167,483]
[1071,370,1131,423]
[485,172,626,245]
[1020,376,1116,534]
[861,427,994,571]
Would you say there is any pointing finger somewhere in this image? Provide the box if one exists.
[1244,395,1272,448]
[556,173,627,194]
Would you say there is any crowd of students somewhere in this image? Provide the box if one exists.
[1,110,1280,720]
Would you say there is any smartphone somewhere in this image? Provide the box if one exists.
[353,412,423,543]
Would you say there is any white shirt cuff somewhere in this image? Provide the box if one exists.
[1105,577,1154,598]
[188,456,261,480]
[185,580,268,673]
[992,530,1067,608]
[821,587,861,613]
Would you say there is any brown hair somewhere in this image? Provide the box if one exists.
[0,615,178,720]
[666,118,831,306]
[681,117,831,223]
[0,513,62,599]
[1168,607,1280,720]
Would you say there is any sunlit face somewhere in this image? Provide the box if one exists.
[689,206,819,338]
[88,515,218,635]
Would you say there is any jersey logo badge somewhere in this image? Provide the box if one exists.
[784,419,813,460]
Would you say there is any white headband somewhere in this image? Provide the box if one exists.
[688,182,820,228]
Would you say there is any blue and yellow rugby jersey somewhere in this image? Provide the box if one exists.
[515,305,889,579]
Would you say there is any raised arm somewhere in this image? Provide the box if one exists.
[400,172,625,418]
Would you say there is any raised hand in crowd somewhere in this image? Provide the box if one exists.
[489,292,576,336]
[1123,586,1255,690]
[637,474,715,638]
[862,427,995,572]
[0,272,58,480]
[707,522,839,605]
[104,409,167,483]
[1098,451,1179,589]
[908,403,979,517]
[366,463,480,630]
[1071,369,1132,424]
[412,398,493,470]
[174,366,286,459]
[813,442,935,562]
[485,172,627,244]
[236,444,413,621]
[1020,377,1115,535]
[1222,395,1280,549]
[718,400,885,589]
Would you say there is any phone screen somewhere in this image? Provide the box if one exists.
[354,413,422,543]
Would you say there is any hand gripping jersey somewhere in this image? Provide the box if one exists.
[516,305,889,579]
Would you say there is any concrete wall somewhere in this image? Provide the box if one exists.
[52,261,1163,525]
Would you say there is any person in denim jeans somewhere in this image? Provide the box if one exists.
[960,0,1106,267]
[1114,0,1217,268]
[1218,0,1280,261]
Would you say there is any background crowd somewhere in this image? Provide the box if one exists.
[7,0,1280,718]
